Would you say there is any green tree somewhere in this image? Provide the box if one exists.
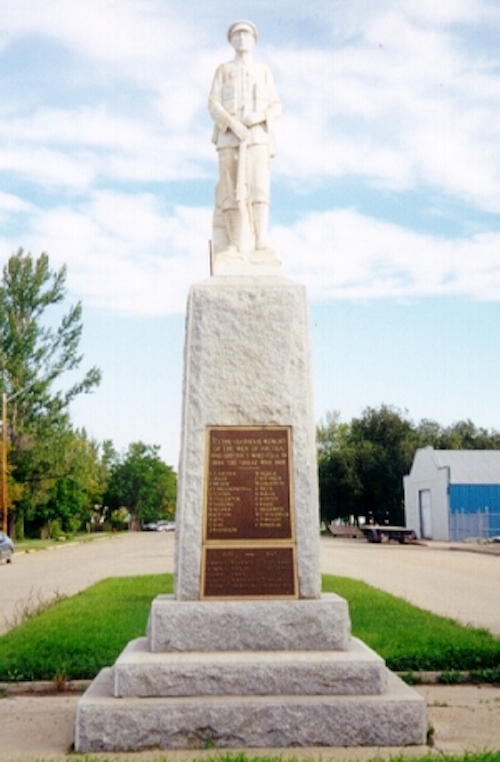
[317,405,500,525]
[30,430,109,537]
[318,448,362,524]
[413,417,500,450]
[104,442,176,528]
[349,405,416,525]
[318,406,500,528]
[318,405,417,526]
[317,412,362,523]
[0,249,101,536]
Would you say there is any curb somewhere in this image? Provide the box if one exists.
[2,672,495,697]
[0,680,91,696]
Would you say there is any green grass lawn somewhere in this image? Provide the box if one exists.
[0,574,172,681]
[323,576,500,675]
[0,573,499,682]
[14,532,116,553]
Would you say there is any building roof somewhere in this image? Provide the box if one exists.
[430,449,500,484]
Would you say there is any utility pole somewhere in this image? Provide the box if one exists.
[1,391,7,534]
[0,369,62,535]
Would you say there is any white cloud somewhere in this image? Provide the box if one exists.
[277,208,500,302]
[0,191,32,213]
[9,192,210,315]
[0,104,212,188]
[4,195,500,316]
[0,107,142,149]
[2,0,189,66]
[403,0,494,24]
[331,0,497,33]
[270,5,500,209]
[0,145,97,189]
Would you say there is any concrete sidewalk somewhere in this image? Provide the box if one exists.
[1,683,500,760]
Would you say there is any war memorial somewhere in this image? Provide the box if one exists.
[75,21,427,750]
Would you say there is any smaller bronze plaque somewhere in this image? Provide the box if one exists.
[202,546,297,599]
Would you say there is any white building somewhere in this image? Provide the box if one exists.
[404,446,500,541]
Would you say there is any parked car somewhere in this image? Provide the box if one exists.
[0,532,14,563]
[142,521,175,532]
[142,522,159,531]
[157,520,175,532]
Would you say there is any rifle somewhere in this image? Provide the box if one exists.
[236,139,247,205]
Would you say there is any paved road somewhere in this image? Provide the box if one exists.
[321,537,500,635]
[1,532,499,635]
[0,532,174,635]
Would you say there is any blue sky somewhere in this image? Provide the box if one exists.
[2,0,500,467]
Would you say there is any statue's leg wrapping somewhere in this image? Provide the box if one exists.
[217,148,245,255]
[224,209,243,251]
[252,202,270,251]
[247,145,272,251]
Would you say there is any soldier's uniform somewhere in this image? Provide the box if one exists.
[209,24,281,254]
[209,58,281,211]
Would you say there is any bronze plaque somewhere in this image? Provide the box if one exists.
[205,426,292,541]
[202,546,296,599]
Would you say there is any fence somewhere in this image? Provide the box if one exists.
[449,510,500,542]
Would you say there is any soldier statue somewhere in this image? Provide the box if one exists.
[209,20,281,263]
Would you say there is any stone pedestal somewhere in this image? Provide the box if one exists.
[75,275,427,751]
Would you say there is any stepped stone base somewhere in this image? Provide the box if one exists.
[114,637,388,697]
[75,595,427,751]
[75,668,426,750]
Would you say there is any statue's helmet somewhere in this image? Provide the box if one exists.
[227,20,258,42]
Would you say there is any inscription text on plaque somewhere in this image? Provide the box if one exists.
[201,426,297,599]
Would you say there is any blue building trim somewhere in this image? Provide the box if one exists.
[449,484,500,539]
[449,484,500,514]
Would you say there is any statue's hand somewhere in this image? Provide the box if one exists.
[242,111,265,127]
[229,118,249,141]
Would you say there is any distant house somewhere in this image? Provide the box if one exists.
[404,446,500,541]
